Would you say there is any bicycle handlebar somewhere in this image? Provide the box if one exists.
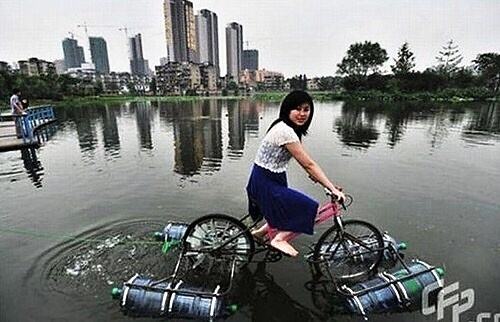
[323,188,352,210]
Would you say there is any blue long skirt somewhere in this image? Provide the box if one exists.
[246,164,319,235]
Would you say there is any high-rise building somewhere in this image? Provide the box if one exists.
[163,0,197,63]
[62,38,85,68]
[226,22,243,81]
[129,33,147,76]
[164,0,182,62]
[196,9,220,77]
[89,37,110,74]
[242,49,258,71]
[77,46,85,64]
[184,1,197,63]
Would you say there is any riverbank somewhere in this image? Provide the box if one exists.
[254,88,499,103]
[29,87,499,108]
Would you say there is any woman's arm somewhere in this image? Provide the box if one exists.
[285,142,345,201]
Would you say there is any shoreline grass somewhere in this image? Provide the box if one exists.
[31,88,498,108]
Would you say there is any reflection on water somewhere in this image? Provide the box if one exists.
[169,100,223,175]
[5,99,500,187]
[334,103,380,149]
[21,148,44,188]
[134,101,154,151]
[101,104,121,158]
[2,100,500,187]
[463,102,500,145]
[155,99,261,175]
[332,101,500,150]
[233,263,323,321]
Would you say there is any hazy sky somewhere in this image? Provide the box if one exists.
[1,0,499,77]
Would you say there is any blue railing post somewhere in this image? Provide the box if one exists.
[21,114,33,143]
[14,105,55,144]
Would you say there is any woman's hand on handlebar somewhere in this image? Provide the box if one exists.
[330,187,346,204]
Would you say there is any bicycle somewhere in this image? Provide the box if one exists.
[179,188,385,282]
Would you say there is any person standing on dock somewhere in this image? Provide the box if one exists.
[10,89,24,114]
[10,89,25,138]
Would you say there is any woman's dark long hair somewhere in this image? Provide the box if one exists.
[267,90,314,140]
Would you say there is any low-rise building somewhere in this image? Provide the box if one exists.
[98,72,151,94]
[155,62,201,95]
[240,69,284,91]
[199,63,218,94]
[0,61,9,72]
[307,78,320,91]
[53,59,67,75]
[66,63,97,82]
[18,58,56,76]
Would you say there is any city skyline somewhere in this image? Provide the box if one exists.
[1,0,500,77]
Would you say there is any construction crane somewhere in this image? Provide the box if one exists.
[118,27,129,38]
[77,22,123,33]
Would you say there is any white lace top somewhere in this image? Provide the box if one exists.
[254,121,300,173]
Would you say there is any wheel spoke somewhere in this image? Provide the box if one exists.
[314,220,383,280]
[182,215,254,275]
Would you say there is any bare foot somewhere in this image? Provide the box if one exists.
[270,239,299,257]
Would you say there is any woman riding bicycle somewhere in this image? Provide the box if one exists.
[247,90,345,257]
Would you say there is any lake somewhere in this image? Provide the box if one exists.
[0,99,499,322]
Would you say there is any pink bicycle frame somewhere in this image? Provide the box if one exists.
[265,201,341,241]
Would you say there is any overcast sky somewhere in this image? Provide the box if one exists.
[1,0,499,77]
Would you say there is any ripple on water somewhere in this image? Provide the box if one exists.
[23,220,181,299]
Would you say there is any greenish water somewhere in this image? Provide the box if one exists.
[0,99,499,321]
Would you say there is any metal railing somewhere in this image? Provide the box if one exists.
[16,105,56,143]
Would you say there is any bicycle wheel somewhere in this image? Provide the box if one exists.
[313,219,384,281]
[182,214,255,270]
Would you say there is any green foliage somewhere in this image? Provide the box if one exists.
[185,88,198,96]
[226,81,238,90]
[393,71,447,92]
[391,42,416,75]
[342,73,391,91]
[288,75,308,90]
[150,77,157,96]
[94,81,104,95]
[0,71,89,101]
[473,53,500,92]
[317,76,342,91]
[337,41,389,78]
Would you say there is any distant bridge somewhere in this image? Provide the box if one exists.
[0,105,56,152]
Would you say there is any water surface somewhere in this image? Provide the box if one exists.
[0,99,499,321]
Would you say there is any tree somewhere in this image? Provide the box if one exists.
[473,52,500,93]
[435,39,463,78]
[226,81,238,90]
[150,77,157,96]
[288,74,307,90]
[93,80,104,95]
[337,41,389,78]
[391,42,416,75]
[317,76,342,91]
